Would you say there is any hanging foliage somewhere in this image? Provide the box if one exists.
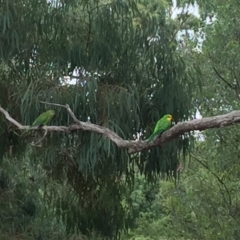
[0,0,199,238]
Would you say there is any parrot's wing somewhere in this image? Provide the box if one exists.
[147,128,165,143]
[31,120,43,128]
[31,114,48,127]
[153,118,165,133]
[147,118,172,143]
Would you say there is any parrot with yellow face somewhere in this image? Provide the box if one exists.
[147,114,173,143]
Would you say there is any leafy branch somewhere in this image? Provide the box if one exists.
[190,153,232,207]
[1,103,240,154]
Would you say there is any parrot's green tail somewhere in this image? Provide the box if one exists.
[147,129,164,143]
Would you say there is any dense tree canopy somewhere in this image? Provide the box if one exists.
[1,0,240,239]
[0,0,201,238]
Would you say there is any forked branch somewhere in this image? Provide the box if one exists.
[1,104,240,154]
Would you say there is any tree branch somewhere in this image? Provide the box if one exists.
[40,101,81,125]
[30,129,49,147]
[0,107,24,129]
[1,105,240,154]
[213,67,234,89]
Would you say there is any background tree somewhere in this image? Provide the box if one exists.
[0,0,200,238]
[117,1,240,239]
[123,1,240,239]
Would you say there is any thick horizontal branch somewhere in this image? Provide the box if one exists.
[1,105,240,154]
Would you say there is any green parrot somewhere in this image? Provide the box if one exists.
[23,110,55,134]
[147,114,173,143]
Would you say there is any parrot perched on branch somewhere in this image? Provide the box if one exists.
[147,114,173,143]
[23,110,55,134]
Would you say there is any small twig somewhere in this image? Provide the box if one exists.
[39,101,66,108]
[40,101,81,125]
[30,129,49,147]
[213,67,234,89]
